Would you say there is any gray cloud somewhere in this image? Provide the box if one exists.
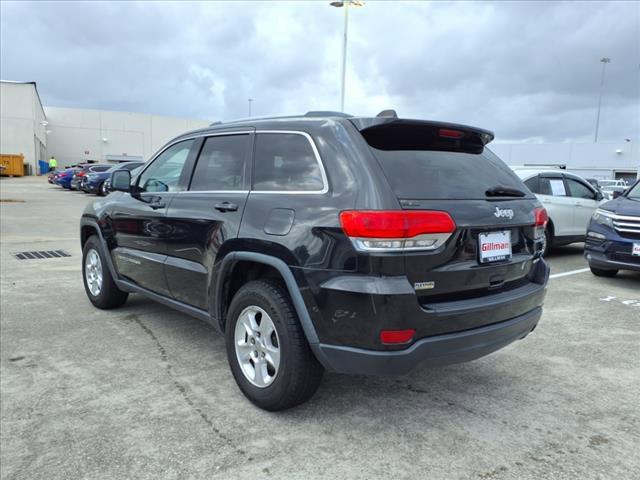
[1,0,638,142]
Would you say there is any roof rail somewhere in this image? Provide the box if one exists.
[523,163,566,170]
[304,111,353,118]
[376,109,398,118]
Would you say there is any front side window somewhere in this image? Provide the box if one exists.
[253,133,324,192]
[138,140,194,193]
[190,135,248,191]
[566,178,595,199]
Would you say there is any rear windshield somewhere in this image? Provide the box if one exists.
[371,147,531,200]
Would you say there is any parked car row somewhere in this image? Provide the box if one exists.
[511,166,639,276]
[49,161,144,196]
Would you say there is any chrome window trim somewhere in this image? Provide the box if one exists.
[136,130,253,193]
[177,190,250,195]
[137,129,329,196]
[250,130,329,195]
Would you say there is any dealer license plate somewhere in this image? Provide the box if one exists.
[479,230,512,263]
[632,243,640,256]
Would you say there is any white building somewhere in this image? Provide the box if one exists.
[0,81,47,172]
[1,80,209,173]
[45,106,209,167]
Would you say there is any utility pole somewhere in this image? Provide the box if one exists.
[594,57,611,143]
[330,1,365,112]
[248,98,253,117]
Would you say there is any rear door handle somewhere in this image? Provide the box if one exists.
[214,202,238,212]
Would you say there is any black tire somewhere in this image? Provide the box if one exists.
[590,266,618,277]
[225,279,324,411]
[98,181,106,196]
[82,235,129,309]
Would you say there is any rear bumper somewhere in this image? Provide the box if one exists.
[316,306,542,375]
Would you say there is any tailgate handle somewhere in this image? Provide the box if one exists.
[489,277,505,289]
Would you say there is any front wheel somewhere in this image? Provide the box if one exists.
[82,236,128,309]
[99,181,107,196]
[225,280,324,411]
[590,266,618,277]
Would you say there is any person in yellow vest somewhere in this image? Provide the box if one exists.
[48,156,58,172]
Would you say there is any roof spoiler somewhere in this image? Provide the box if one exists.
[349,118,494,154]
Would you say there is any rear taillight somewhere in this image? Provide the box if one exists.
[533,207,548,242]
[339,210,456,252]
[534,207,548,227]
[380,329,416,345]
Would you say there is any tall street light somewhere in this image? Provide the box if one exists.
[248,98,253,117]
[330,0,365,112]
[594,57,611,143]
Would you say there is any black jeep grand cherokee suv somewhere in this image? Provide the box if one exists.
[80,111,549,410]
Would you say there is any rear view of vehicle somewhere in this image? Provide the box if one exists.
[585,179,640,276]
[316,118,550,375]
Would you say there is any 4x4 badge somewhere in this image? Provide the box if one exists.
[494,207,514,219]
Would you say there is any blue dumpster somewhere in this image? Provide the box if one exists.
[38,160,49,175]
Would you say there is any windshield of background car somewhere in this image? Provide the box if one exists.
[371,147,532,200]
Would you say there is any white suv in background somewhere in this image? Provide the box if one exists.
[512,168,603,254]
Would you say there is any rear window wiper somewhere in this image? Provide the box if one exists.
[485,185,526,197]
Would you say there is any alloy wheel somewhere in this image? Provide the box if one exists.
[234,305,281,388]
[85,249,103,296]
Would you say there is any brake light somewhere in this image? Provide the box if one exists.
[77,172,86,177]
[380,329,416,345]
[439,128,464,139]
[340,210,456,252]
[534,207,548,227]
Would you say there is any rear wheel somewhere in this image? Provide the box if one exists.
[225,279,323,411]
[590,266,618,277]
[540,227,552,257]
[82,236,128,309]
[98,181,107,196]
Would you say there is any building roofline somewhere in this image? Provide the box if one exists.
[1,79,47,119]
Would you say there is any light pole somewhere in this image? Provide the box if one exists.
[248,98,253,117]
[330,0,364,112]
[594,57,611,143]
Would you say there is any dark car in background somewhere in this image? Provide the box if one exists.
[70,164,112,191]
[585,179,640,276]
[54,168,77,189]
[80,111,550,410]
[82,161,144,195]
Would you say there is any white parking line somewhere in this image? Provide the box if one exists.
[549,267,591,279]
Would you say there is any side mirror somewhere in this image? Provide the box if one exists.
[612,190,622,199]
[111,170,132,192]
[595,191,603,201]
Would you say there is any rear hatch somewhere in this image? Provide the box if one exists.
[352,118,544,306]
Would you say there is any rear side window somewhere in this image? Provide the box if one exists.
[91,166,111,173]
[190,135,249,191]
[253,133,324,192]
[371,147,530,200]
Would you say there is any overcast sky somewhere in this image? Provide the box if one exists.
[1,0,638,143]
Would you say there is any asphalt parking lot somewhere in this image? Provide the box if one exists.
[1,176,638,480]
